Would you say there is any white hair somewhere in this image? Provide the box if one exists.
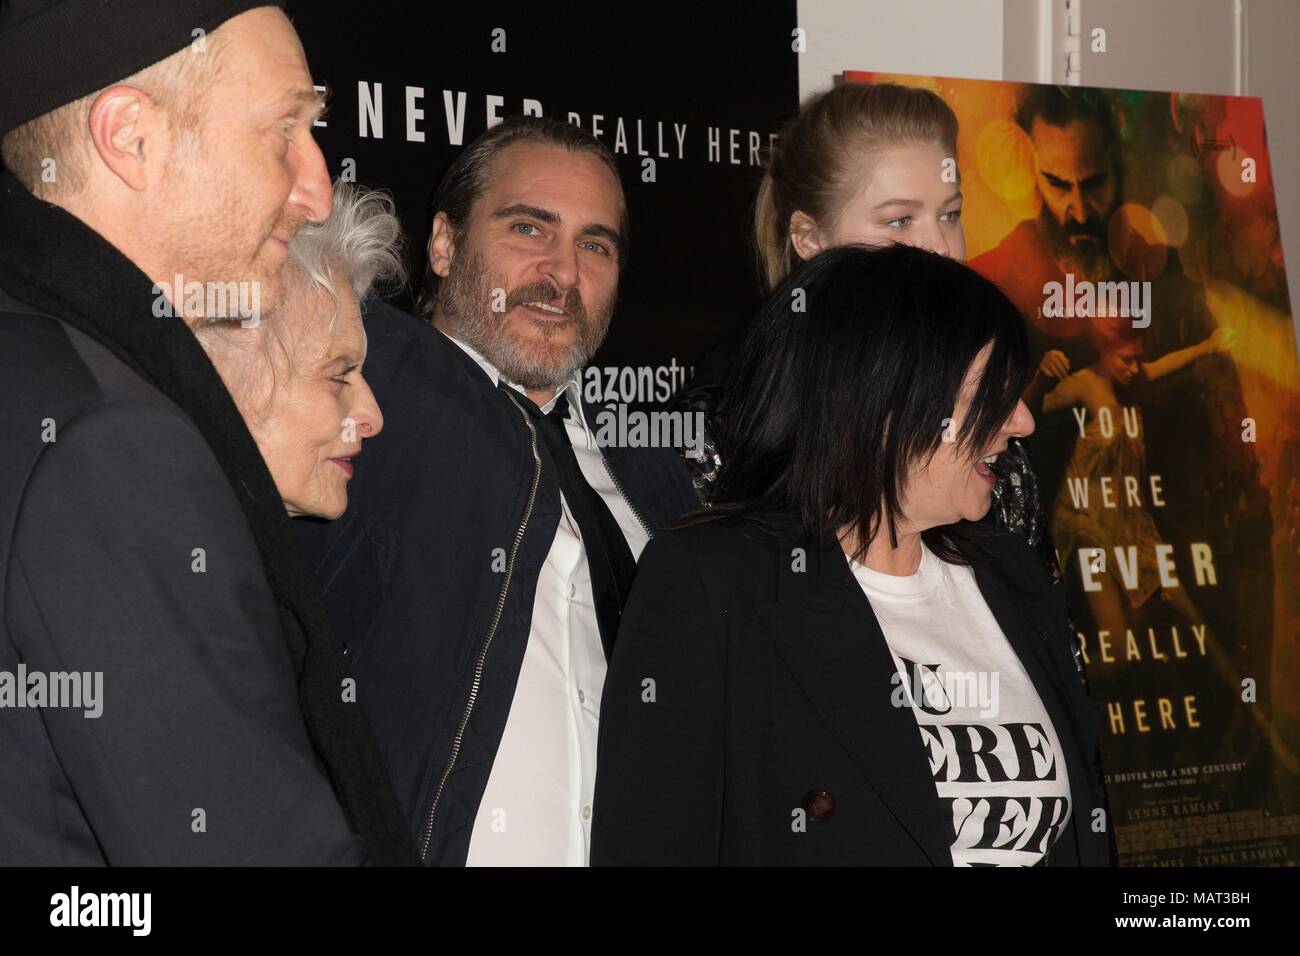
[197,180,407,417]
[287,180,407,327]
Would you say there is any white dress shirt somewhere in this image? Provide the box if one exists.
[445,332,649,867]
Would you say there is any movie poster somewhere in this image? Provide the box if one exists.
[847,70,1300,866]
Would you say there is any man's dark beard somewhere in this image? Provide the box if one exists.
[1039,207,1114,282]
[436,249,613,391]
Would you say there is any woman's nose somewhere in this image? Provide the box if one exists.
[1003,399,1035,439]
[911,226,951,259]
[353,376,384,439]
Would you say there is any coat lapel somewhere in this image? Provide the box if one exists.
[762,528,1093,867]
[762,541,955,866]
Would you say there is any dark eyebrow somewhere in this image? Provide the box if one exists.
[1041,169,1108,190]
[494,203,623,250]
[493,203,559,225]
[579,223,623,248]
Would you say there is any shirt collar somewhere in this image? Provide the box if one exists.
[441,330,593,450]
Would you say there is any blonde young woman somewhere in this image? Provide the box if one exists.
[683,81,1063,586]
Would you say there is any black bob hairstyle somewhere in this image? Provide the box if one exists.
[701,242,1030,565]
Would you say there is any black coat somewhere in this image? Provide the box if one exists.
[591,516,1114,866]
[0,173,416,865]
[0,292,371,864]
[296,304,701,865]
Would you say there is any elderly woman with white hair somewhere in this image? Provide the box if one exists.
[198,181,404,520]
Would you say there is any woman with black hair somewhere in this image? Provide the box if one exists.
[592,244,1112,867]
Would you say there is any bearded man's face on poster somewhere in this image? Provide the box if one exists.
[1029,115,1120,281]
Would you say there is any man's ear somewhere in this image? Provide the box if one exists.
[85,85,160,192]
[428,211,457,278]
[788,209,826,262]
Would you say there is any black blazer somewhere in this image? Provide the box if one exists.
[0,292,366,865]
[591,516,1113,866]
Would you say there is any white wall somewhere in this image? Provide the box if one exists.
[1066,0,1300,341]
[795,0,1005,102]
[797,0,1300,343]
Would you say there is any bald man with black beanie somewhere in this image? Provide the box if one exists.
[0,1,418,865]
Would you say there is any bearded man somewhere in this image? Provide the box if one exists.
[296,116,698,866]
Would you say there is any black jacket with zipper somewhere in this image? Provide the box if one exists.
[296,302,700,865]
[591,514,1114,866]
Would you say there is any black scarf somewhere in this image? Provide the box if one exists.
[0,172,418,865]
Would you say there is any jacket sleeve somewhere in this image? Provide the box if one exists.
[591,529,726,865]
[4,400,365,865]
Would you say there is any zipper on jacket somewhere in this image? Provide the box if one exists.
[602,454,653,540]
[417,393,542,860]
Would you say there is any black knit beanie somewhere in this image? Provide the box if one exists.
[0,0,286,137]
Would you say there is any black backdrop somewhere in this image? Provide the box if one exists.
[288,1,800,379]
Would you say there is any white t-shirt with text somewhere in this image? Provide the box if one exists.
[848,541,1072,866]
